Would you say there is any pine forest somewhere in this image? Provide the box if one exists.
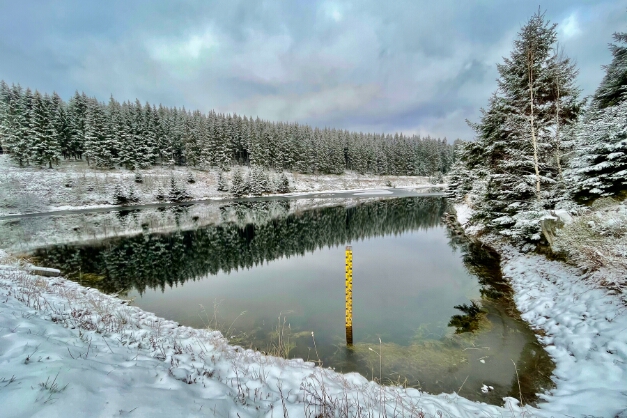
[0,82,455,177]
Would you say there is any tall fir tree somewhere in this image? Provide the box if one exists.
[454,11,582,243]
[593,31,627,109]
[30,92,60,168]
[568,29,627,201]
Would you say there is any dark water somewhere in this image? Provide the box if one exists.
[30,197,554,405]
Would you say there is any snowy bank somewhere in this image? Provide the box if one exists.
[0,155,436,217]
[0,250,536,418]
[453,204,627,418]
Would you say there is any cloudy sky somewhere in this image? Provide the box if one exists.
[1,1,625,140]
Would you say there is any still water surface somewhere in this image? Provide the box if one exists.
[28,197,553,405]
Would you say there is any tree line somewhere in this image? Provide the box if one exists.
[449,10,626,245]
[0,82,455,176]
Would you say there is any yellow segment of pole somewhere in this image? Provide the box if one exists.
[345,246,353,345]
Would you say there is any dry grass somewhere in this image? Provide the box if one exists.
[553,198,627,290]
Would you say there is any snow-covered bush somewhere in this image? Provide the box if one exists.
[230,168,245,198]
[112,185,128,205]
[168,177,192,202]
[216,171,228,192]
[276,173,291,194]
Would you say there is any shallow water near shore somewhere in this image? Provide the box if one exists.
[25,196,554,405]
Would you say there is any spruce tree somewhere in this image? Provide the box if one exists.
[230,168,245,198]
[277,173,291,194]
[248,165,266,196]
[217,171,228,192]
[568,30,627,201]
[593,31,627,109]
[67,91,88,160]
[0,81,9,153]
[168,177,191,202]
[50,92,72,160]
[454,11,582,242]
[85,99,114,168]
[30,92,60,168]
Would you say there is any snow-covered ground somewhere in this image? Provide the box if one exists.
[453,204,627,418]
[0,250,533,418]
[0,155,436,217]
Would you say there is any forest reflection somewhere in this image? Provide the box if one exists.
[34,197,447,294]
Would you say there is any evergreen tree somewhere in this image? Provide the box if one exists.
[453,11,582,243]
[14,87,35,166]
[593,31,627,109]
[217,171,228,192]
[30,92,60,168]
[50,92,72,160]
[168,177,191,202]
[85,99,114,168]
[230,168,245,198]
[277,173,291,194]
[0,81,10,153]
[568,99,627,200]
[568,30,627,201]
[67,91,88,160]
[248,165,267,196]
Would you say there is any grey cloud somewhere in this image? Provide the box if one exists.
[0,0,625,140]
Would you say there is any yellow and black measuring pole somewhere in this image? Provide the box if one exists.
[345,245,353,345]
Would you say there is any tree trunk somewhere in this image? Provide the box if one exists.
[528,48,541,200]
[554,64,562,180]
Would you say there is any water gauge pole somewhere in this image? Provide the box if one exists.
[345,245,353,345]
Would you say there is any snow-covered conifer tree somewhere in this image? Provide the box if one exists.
[50,92,72,160]
[230,168,245,198]
[277,173,290,194]
[593,31,627,109]
[568,30,627,201]
[67,91,88,160]
[30,92,61,168]
[217,171,228,192]
[85,99,114,168]
[452,11,582,243]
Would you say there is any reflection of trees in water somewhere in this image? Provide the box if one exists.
[445,229,555,405]
[448,301,486,333]
[34,197,447,294]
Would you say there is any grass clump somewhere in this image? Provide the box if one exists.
[553,197,627,276]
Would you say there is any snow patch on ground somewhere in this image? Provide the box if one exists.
[503,252,627,417]
[453,203,472,226]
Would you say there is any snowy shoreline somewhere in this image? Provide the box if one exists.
[452,203,627,418]
[0,184,444,220]
[0,154,441,217]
